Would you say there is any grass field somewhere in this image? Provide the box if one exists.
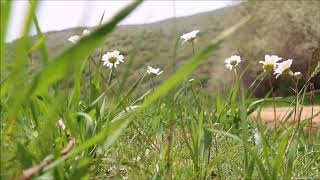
[1,1,320,179]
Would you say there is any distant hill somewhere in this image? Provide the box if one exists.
[4,1,320,97]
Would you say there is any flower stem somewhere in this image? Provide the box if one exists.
[151,76,155,90]
[309,83,315,134]
[234,69,238,79]
[108,66,115,87]
[293,80,299,127]
[268,74,277,129]
[191,41,195,56]
[285,79,300,154]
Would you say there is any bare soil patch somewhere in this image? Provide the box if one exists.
[251,106,320,129]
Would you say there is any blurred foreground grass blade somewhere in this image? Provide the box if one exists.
[68,56,89,110]
[32,12,49,64]
[2,0,39,119]
[4,0,142,112]
[89,10,106,101]
[42,15,251,172]
[27,34,48,54]
[0,0,12,74]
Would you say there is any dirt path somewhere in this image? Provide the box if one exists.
[251,106,320,129]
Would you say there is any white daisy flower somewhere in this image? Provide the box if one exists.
[224,55,241,70]
[181,30,199,45]
[293,72,302,80]
[147,66,163,76]
[259,55,282,72]
[273,59,293,79]
[102,50,125,69]
[82,29,90,36]
[68,35,80,44]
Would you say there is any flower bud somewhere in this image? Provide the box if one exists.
[293,72,302,80]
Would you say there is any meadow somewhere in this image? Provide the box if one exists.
[1,1,320,179]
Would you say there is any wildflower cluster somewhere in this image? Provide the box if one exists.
[223,54,301,80]
[178,30,302,81]
[68,29,303,85]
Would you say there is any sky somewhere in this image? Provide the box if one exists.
[6,0,238,42]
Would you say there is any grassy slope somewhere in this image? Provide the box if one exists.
[4,3,320,96]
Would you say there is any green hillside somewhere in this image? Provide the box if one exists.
[4,1,320,97]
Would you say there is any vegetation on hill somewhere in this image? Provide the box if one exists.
[4,1,319,97]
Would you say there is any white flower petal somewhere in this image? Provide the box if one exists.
[101,50,125,69]
[181,30,199,45]
[147,66,163,76]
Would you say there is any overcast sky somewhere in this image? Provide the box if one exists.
[7,0,238,42]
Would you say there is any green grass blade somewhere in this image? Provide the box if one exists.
[252,149,269,179]
[205,128,243,143]
[43,112,131,172]
[0,0,12,75]
[2,0,39,121]
[98,10,106,25]
[32,12,49,64]
[272,130,291,179]
[27,34,48,54]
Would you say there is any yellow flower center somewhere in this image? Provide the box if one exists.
[230,60,238,66]
[187,37,196,43]
[108,56,118,64]
[282,68,290,75]
[263,64,274,72]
